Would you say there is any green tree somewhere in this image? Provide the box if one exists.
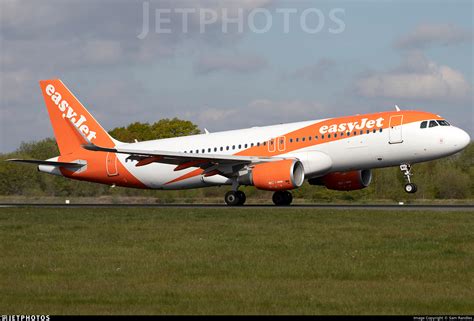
[0,118,201,196]
[109,118,200,142]
[0,120,471,200]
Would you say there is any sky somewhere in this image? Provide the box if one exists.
[1,0,473,152]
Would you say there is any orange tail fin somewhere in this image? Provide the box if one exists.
[39,79,118,155]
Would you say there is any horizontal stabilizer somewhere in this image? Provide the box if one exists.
[6,159,85,168]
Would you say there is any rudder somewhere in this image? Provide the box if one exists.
[39,79,117,155]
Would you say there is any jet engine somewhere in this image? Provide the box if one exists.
[238,159,305,191]
[308,169,372,191]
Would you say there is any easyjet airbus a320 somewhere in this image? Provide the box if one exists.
[9,79,471,205]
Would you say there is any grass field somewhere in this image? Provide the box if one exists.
[0,207,473,315]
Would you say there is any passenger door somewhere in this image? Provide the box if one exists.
[389,115,404,144]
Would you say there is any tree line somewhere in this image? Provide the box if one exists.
[0,118,472,201]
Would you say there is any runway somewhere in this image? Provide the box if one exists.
[0,203,473,211]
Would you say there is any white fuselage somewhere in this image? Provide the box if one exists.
[112,112,470,190]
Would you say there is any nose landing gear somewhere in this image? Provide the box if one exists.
[400,164,417,194]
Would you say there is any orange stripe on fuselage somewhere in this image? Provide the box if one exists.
[165,168,204,185]
[236,110,441,157]
[164,110,440,185]
[58,151,147,189]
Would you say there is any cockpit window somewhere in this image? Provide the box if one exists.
[421,119,450,129]
[437,120,450,126]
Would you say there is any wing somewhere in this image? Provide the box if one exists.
[83,143,287,177]
[68,111,288,176]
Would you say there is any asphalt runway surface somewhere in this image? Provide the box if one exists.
[0,203,472,211]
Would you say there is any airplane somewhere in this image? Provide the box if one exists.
[8,79,471,206]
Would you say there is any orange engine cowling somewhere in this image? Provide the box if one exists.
[238,160,305,191]
[309,169,372,191]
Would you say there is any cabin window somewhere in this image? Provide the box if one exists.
[296,138,299,142]
[226,146,229,151]
[315,136,319,140]
[366,130,370,134]
[251,143,254,147]
[328,134,331,138]
[302,137,306,142]
[340,132,344,137]
[308,136,312,141]
[379,128,383,133]
[263,142,267,146]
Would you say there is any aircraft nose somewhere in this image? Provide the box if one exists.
[453,127,470,150]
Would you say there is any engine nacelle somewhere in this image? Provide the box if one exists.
[309,169,372,191]
[238,160,305,191]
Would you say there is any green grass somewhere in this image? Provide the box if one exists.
[0,208,473,315]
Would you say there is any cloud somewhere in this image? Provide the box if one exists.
[194,52,268,74]
[394,23,472,50]
[0,0,277,74]
[0,0,275,152]
[354,52,472,102]
[283,58,336,81]
[184,99,327,130]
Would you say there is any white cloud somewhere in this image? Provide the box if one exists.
[355,52,472,102]
[0,0,276,151]
[184,99,327,130]
[395,23,472,50]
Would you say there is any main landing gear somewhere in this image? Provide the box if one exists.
[224,190,294,206]
[400,164,417,194]
[224,190,246,206]
[272,191,293,206]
